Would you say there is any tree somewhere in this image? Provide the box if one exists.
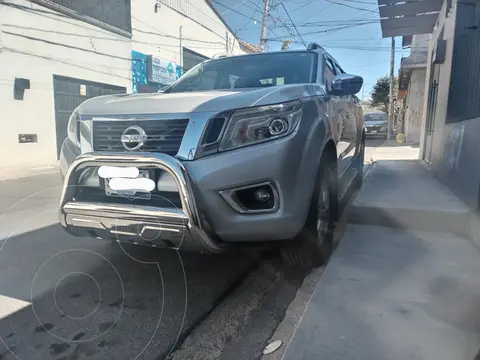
[371,75,398,113]
[281,40,291,51]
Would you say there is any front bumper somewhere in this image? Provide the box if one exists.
[365,126,388,137]
[59,131,316,250]
[59,152,227,253]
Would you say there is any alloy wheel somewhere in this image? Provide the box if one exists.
[316,177,330,244]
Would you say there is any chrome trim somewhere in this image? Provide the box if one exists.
[63,202,188,223]
[59,152,226,252]
[111,229,138,236]
[218,181,280,214]
[79,120,93,153]
[140,225,181,235]
[81,112,217,160]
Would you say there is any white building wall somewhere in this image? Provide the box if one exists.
[411,34,429,50]
[405,68,426,144]
[0,0,131,168]
[130,0,243,67]
[0,0,245,169]
[419,0,457,164]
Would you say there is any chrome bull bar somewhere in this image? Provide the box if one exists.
[59,152,226,253]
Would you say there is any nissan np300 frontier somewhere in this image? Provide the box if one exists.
[59,43,365,269]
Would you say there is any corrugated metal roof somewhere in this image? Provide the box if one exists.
[377,0,442,38]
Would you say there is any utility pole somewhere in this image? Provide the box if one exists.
[225,31,229,53]
[388,36,395,140]
[259,0,270,51]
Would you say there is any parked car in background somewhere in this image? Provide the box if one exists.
[364,111,388,138]
[58,43,365,269]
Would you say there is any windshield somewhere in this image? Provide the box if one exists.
[166,52,315,93]
[365,113,388,122]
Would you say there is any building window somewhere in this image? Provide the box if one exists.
[47,0,132,33]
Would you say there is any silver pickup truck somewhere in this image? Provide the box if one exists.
[59,43,365,269]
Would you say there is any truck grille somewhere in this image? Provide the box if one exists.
[92,119,189,155]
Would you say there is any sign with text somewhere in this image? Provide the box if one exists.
[147,55,179,85]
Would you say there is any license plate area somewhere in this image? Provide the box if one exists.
[371,130,377,134]
[105,170,152,200]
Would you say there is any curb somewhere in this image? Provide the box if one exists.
[363,160,376,181]
[260,267,325,360]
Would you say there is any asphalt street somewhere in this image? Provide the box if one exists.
[0,138,385,360]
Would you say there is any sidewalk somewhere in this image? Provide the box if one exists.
[265,143,480,360]
[0,163,59,180]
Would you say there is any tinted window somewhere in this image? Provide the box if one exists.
[333,62,345,75]
[167,52,315,93]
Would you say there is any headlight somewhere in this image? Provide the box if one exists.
[380,126,387,132]
[67,111,80,146]
[218,101,302,152]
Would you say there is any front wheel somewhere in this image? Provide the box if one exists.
[281,159,337,269]
[355,136,365,187]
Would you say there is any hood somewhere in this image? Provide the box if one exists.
[77,84,326,116]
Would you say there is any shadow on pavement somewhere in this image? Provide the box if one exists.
[0,224,253,360]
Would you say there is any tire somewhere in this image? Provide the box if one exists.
[355,135,365,187]
[281,158,337,269]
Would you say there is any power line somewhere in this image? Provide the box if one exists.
[324,0,378,13]
[279,1,307,46]
[220,0,249,15]
[3,47,132,81]
[235,0,262,32]
[335,0,378,5]
[283,19,379,27]
[290,0,318,13]
[295,2,334,23]
[4,24,226,46]
[210,0,263,23]
[3,2,231,48]
[244,0,266,12]
[3,30,226,64]
[266,20,378,38]
[264,38,416,52]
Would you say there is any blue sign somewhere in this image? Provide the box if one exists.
[131,50,183,93]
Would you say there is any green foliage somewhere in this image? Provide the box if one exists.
[281,40,291,51]
[371,75,398,113]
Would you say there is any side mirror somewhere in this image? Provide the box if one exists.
[330,74,363,96]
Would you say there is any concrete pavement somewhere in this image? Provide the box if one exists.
[282,224,480,360]
[0,139,389,360]
[266,142,480,360]
[0,172,254,360]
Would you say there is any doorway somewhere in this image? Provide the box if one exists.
[53,75,126,159]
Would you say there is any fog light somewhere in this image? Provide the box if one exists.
[254,187,271,203]
[220,182,278,213]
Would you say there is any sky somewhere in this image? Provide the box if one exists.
[210,0,409,100]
